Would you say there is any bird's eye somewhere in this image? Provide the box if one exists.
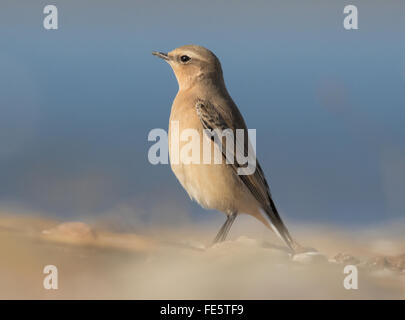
[180,55,191,63]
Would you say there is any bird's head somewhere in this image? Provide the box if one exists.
[153,45,224,90]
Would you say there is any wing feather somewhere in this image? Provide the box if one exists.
[195,99,294,250]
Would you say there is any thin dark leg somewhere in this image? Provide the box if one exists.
[212,212,238,244]
[213,218,230,243]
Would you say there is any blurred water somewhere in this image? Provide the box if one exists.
[0,0,404,225]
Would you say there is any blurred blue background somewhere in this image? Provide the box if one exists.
[1,0,404,227]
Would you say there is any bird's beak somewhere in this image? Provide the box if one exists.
[152,51,170,61]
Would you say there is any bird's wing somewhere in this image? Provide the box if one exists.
[195,99,294,250]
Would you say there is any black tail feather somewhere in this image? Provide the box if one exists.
[263,198,295,252]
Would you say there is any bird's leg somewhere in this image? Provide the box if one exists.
[213,219,229,244]
[221,212,237,242]
[212,212,238,244]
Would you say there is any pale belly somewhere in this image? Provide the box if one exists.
[171,157,243,213]
[168,112,258,216]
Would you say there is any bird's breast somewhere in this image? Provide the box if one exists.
[167,94,254,214]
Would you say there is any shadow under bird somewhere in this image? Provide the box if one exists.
[152,45,299,252]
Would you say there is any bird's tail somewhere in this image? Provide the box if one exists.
[261,198,296,252]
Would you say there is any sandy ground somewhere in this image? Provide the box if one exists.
[0,212,404,299]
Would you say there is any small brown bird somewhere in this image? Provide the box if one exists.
[153,45,297,252]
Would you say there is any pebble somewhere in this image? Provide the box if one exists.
[330,252,360,265]
[292,251,328,264]
[42,221,97,241]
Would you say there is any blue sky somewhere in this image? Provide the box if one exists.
[1,1,404,226]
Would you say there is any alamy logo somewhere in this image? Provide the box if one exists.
[43,5,58,30]
[43,265,58,290]
[343,5,358,30]
[343,265,358,290]
[148,121,257,175]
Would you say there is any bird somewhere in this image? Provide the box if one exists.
[152,45,298,252]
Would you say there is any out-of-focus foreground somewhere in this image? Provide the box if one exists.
[0,212,404,299]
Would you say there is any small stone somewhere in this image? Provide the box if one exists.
[362,256,387,271]
[234,236,261,246]
[42,222,97,241]
[292,251,328,264]
[359,254,405,272]
[331,252,360,265]
[385,254,405,272]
